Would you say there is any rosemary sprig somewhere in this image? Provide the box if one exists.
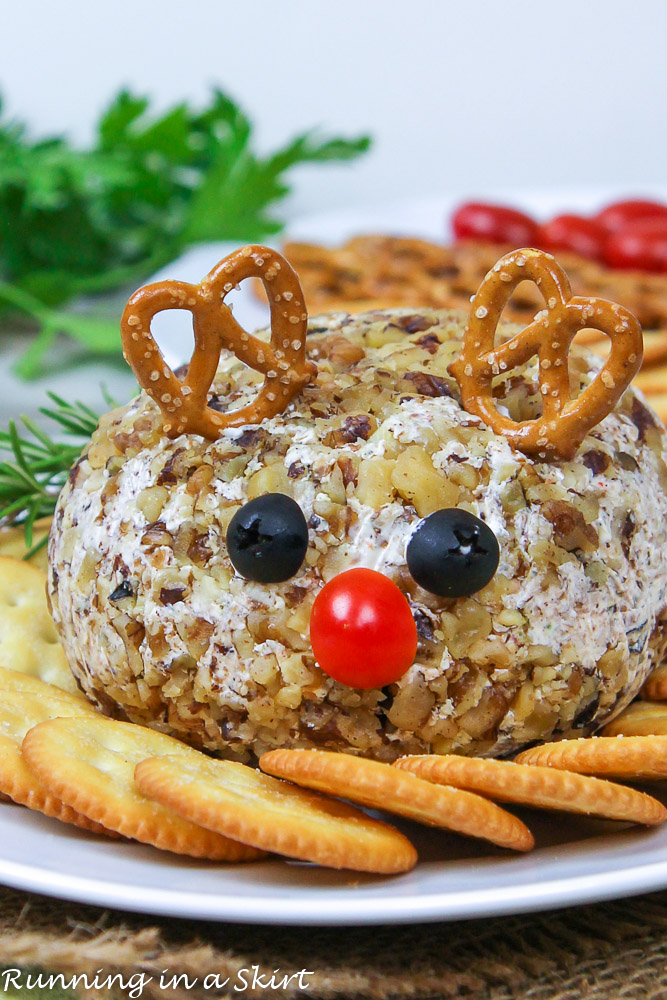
[0,392,105,557]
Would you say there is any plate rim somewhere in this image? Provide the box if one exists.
[3,841,667,925]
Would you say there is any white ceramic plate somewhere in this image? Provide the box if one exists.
[3,793,667,925]
[4,189,667,925]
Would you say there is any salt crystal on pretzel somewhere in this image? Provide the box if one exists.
[121,245,317,440]
[449,248,644,460]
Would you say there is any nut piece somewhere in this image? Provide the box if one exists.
[247,462,290,500]
[391,447,458,517]
[310,334,365,369]
[324,415,375,448]
[356,458,396,508]
[542,500,599,553]
[402,371,452,398]
[386,674,435,730]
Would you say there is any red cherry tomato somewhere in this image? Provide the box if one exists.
[537,214,606,261]
[309,568,418,689]
[594,199,667,233]
[452,202,539,245]
[603,218,667,272]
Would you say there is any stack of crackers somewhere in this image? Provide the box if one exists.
[275,237,667,421]
[2,526,667,875]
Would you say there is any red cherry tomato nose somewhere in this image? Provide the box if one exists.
[309,568,418,690]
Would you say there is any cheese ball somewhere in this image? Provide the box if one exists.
[48,309,667,761]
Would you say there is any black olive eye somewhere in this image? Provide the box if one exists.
[406,508,500,598]
[226,493,309,584]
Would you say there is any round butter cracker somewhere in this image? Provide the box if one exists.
[0,518,51,572]
[259,749,534,852]
[642,664,667,702]
[517,732,667,781]
[394,754,666,825]
[0,555,79,695]
[0,667,112,834]
[135,753,417,874]
[22,716,263,861]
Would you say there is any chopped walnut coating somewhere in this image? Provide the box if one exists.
[49,308,667,761]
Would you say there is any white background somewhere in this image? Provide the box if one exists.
[1,0,665,216]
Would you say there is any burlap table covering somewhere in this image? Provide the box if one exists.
[1,884,667,1000]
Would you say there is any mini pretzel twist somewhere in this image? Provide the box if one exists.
[121,245,317,440]
[448,248,643,460]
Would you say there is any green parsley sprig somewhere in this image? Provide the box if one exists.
[0,392,104,556]
[0,89,370,378]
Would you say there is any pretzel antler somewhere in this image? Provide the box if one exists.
[449,248,643,461]
[121,245,317,439]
